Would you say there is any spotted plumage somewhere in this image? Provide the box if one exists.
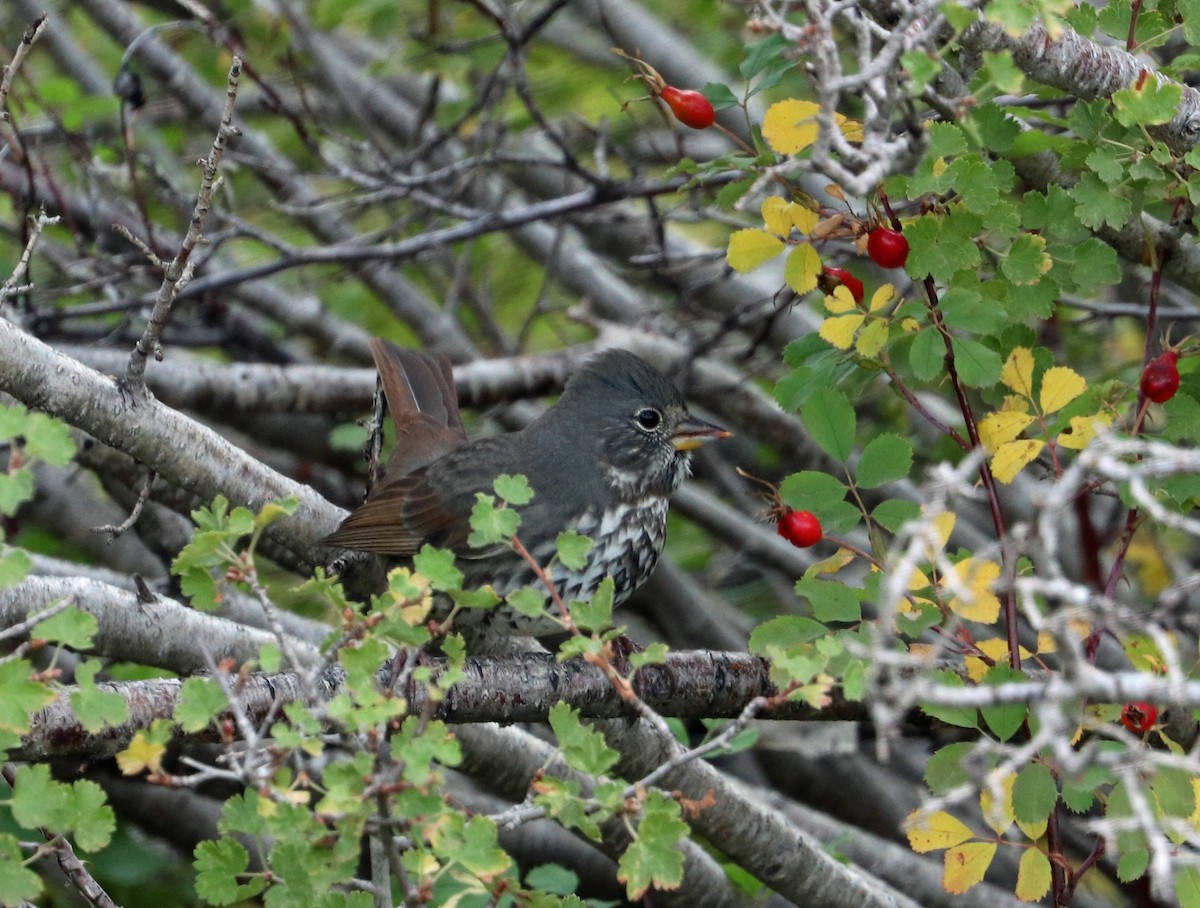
[325,341,728,637]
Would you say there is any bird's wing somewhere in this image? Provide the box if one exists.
[370,339,468,476]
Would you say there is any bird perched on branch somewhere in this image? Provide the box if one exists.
[325,339,729,637]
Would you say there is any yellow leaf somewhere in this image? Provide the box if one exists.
[824,285,859,314]
[117,733,166,776]
[943,842,996,894]
[804,548,856,577]
[1016,816,1048,840]
[990,439,1045,484]
[835,112,864,142]
[1125,534,1172,596]
[1057,412,1113,450]
[790,204,819,235]
[906,810,974,852]
[980,773,1015,835]
[966,638,1032,683]
[1189,779,1200,829]
[868,283,895,313]
[819,314,864,350]
[1001,347,1036,397]
[761,197,793,237]
[979,410,1035,452]
[726,229,784,273]
[762,99,821,154]
[855,319,889,358]
[947,558,1001,624]
[908,642,936,660]
[1040,366,1086,414]
[785,244,822,294]
[900,317,921,333]
[1015,848,1053,902]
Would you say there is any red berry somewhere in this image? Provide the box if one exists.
[866,227,909,269]
[820,266,864,304]
[778,510,822,548]
[660,85,715,130]
[1120,701,1157,733]
[1140,350,1180,404]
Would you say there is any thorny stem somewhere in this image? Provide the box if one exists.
[921,274,1020,669]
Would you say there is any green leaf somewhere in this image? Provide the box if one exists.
[412,545,463,592]
[739,33,791,80]
[195,837,261,906]
[951,338,1003,388]
[0,470,34,516]
[176,677,229,733]
[904,211,982,283]
[908,327,944,382]
[748,615,828,653]
[1012,762,1057,823]
[1072,172,1131,230]
[801,389,856,462]
[1116,848,1149,883]
[702,82,739,110]
[872,498,921,533]
[795,578,860,623]
[505,586,547,618]
[22,412,75,466]
[37,606,97,649]
[549,703,619,776]
[1177,866,1200,908]
[572,576,613,633]
[0,833,41,904]
[1001,233,1051,285]
[468,493,521,546]
[919,669,978,729]
[779,471,847,511]
[252,496,299,530]
[1061,765,1109,813]
[856,434,913,488]
[1113,77,1182,127]
[556,531,593,571]
[925,742,978,796]
[0,659,56,735]
[617,790,687,900]
[525,863,580,896]
[70,662,128,733]
[980,663,1026,742]
[493,474,534,506]
[1151,766,1196,818]
[1067,238,1122,291]
[0,549,31,588]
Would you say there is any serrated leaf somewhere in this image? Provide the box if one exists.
[801,389,856,463]
[872,498,920,532]
[1113,77,1182,127]
[37,606,97,649]
[855,319,889,359]
[1002,233,1051,285]
[905,809,974,852]
[819,313,864,350]
[70,662,128,733]
[618,790,687,900]
[726,229,784,272]
[1117,848,1149,882]
[795,578,860,622]
[1013,762,1057,823]
[1016,848,1052,902]
[556,531,592,571]
[784,244,821,294]
[761,98,821,154]
[919,669,978,729]
[1039,366,1086,414]
[0,833,41,904]
[1000,347,1035,397]
[947,558,1001,623]
[176,677,229,733]
[990,439,1045,484]
[195,838,254,906]
[924,742,976,796]
[412,545,463,592]
[490,474,531,505]
[952,338,1002,389]
[761,197,794,236]
[981,663,1027,742]
[909,327,944,381]
[856,434,912,488]
[572,576,613,633]
[1178,866,1200,908]
[1057,412,1113,450]
[943,841,995,894]
[979,409,1034,451]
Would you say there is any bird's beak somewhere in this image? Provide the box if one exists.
[672,416,732,451]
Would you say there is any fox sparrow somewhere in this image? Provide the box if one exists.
[325,340,729,636]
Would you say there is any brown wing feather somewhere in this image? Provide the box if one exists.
[370,339,467,476]
[324,471,465,555]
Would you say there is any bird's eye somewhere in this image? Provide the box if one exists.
[635,408,662,431]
